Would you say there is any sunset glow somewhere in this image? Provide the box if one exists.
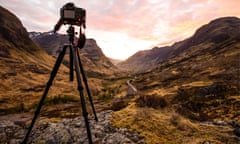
[1,0,240,60]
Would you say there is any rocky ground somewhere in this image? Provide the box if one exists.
[0,110,145,144]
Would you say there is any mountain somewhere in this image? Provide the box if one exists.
[118,46,171,72]
[131,16,240,121]
[108,57,123,65]
[30,32,119,77]
[29,31,42,38]
[111,17,240,143]
[0,7,44,57]
[30,31,68,55]
[0,6,59,112]
[118,17,240,73]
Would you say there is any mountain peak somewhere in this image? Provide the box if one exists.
[191,16,240,44]
[0,6,42,55]
[209,16,240,25]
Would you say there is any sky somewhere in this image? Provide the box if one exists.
[1,0,240,60]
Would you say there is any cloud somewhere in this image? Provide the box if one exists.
[1,0,240,59]
[2,0,239,39]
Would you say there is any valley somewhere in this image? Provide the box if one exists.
[0,5,239,144]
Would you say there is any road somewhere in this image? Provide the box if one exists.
[126,80,138,96]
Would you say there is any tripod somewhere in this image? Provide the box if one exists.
[22,25,98,144]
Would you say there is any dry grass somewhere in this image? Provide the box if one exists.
[111,103,239,144]
[0,47,107,116]
[136,94,168,109]
[181,81,213,87]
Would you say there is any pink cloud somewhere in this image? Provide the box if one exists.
[1,0,240,45]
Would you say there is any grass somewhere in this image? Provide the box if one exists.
[111,103,239,144]
[44,94,79,106]
[0,102,27,114]
[175,81,240,121]
[111,103,198,143]
[181,81,213,87]
[0,94,79,115]
[136,94,168,109]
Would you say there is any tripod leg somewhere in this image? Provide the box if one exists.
[71,46,93,144]
[77,48,98,122]
[22,47,67,144]
[69,46,74,81]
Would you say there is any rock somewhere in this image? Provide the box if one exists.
[102,133,134,144]
[0,110,145,143]
[0,120,25,143]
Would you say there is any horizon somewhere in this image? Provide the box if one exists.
[1,0,240,60]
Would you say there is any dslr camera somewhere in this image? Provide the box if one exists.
[54,3,86,32]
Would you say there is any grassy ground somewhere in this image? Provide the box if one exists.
[108,64,240,143]
[111,101,239,144]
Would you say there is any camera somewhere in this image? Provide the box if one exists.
[54,3,86,32]
[61,3,86,26]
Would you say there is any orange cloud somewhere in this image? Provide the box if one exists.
[1,0,239,59]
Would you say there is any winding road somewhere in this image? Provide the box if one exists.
[126,80,138,96]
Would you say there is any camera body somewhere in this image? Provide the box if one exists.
[53,2,86,49]
[60,3,86,26]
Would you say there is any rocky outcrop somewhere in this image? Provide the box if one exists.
[0,111,145,144]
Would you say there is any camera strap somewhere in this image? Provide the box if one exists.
[76,26,86,49]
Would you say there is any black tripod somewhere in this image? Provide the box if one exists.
[22,25,98,144]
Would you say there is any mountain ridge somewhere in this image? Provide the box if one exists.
[30,31,119,77]
[118,16,240,72]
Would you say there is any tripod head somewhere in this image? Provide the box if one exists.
[65,25,86,49]
[66,25,75,44]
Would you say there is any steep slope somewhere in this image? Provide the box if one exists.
[0,6,57,112]
[119,17,240,73]
[0,7,46,58]
[118,46,171,72]
[31,32,119,77]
